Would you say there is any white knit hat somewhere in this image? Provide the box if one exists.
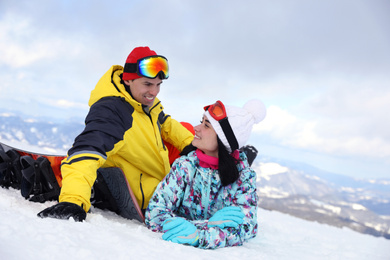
[204,99,266,153]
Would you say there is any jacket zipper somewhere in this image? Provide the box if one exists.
[145,103,166,150]
[202,169,213,219]
[140,173,145,209]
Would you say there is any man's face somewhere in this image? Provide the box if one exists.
[124,77,162,107]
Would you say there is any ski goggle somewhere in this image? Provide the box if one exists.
[124,55,169,79]
[204,100,228,121]
[204,100,239,151]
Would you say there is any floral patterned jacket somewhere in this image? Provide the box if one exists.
[145,149,258,249]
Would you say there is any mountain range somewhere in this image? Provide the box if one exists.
[1,112,389,239]
[253,160,390,239]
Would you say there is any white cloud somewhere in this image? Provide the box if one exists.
[0,12,85,68]
[306,78,390,143]
[47,99,88,110]
[254,105,390,159]
[1,0,389,178]
[0,14,52,67]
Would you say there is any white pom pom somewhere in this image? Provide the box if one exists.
[243,99,266,123]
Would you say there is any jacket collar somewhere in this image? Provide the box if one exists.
[88,65,163,114]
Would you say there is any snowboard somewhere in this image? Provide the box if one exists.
[1,141,145,223]
[97,167,145,223]
[0,141,65,187]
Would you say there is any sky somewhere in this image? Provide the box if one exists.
[0,0,389,179]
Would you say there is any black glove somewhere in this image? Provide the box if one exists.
[240,145,258,166]
[37,202,86,222]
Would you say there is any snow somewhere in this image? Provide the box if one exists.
[1,140,67,156]
[310,199,342,215]
[258,162,288,180]
[0,188,389,260]
[258,186,289,199]
[352,203,367,211]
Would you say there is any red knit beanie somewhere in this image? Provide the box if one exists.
[122,46,157,81]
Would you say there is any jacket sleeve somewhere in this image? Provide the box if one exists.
[59,97,133,212]
[145,158,258,249]
[145,160,189,231]
[197,168,258,249]
[159,111,193,152]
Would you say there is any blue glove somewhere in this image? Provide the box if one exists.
[162,218,199,246]
[208,206,245,228]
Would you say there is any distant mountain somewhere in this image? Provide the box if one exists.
[253,161,390,239]
[1,112,389,239]
[0,112,84,152]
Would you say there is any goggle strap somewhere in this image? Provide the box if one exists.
[124,63,137,73]
[219,118,239,151]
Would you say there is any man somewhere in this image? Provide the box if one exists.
[38,47,194,221]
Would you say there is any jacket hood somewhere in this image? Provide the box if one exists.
[88,65,161,111]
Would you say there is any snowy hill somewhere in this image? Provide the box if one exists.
[0,112,84,152]
[1,112,390,240]
[254,161,390,239]
[0,188,389,260]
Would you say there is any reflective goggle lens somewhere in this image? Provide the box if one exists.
[138,56,169,79]
[204,100,227,121]
[204,100,239,151]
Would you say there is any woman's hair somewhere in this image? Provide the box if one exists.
[217,137,239,186]
[179,138,240,186]
[179,143,197,156]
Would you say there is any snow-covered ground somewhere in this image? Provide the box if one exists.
[0,188,388,260]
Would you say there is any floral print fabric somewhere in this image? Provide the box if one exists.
[145,150,258,249]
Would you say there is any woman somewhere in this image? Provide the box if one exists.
[145,99,266,249]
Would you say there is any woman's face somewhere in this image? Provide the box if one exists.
[192,115,219,157]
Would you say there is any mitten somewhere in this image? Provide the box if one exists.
[240,145,258,166]
[208,206,245,228]
[162,217,199,246]
[37,202,86,222]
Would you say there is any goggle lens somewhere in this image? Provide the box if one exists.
[204,101,227,121]
[204,100,239,151]
[138,56,169,79]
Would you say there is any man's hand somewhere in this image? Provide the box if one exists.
[37,202,86,222]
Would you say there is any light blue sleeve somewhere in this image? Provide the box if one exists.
[196,168,258,249]
[145,160,189,232]
[145,155,258,249]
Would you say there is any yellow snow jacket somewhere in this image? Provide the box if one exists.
[59,65,194,212]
